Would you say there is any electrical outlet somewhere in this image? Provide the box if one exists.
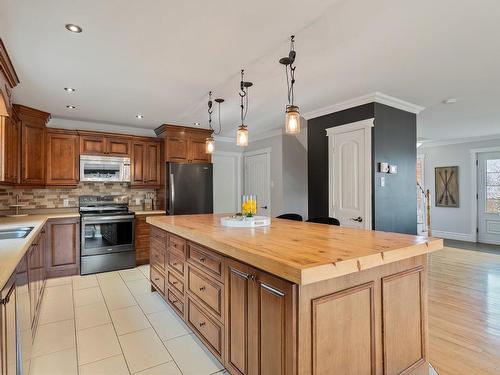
[63,199,70,207]
[136,198,141,205]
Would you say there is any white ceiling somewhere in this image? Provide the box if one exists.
[1,0,500,141]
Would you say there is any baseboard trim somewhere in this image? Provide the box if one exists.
[432,230,475,242]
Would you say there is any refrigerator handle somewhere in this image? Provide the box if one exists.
[169,173,175,215]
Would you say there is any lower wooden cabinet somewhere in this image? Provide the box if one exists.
[0,273,17,375]
[27,226,47,332]
[135,214,165,265]
[225,259,296,375]
[45,217,80,278]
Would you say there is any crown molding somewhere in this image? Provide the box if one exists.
[419,133,500,148]
[303,92,425,120]
[48,117,156,137]
[0,39,20,88]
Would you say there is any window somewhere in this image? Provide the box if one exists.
[486,159,500,213]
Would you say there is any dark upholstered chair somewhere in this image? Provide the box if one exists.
[276,213,303,222]
[306,217,340,226]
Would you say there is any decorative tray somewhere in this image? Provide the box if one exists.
[220,215,271,228]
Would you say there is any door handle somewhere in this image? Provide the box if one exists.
[351,216,363,223]
[260,206,268,209]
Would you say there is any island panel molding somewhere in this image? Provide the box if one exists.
[147,214,442,375]
[146,214,443,285]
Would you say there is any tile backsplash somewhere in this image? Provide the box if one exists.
[0,183,158,211]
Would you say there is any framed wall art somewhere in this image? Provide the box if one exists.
[435,166,459,208]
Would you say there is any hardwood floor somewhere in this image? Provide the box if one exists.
[428,247,500,375]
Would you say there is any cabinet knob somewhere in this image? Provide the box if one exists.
[199,321,206,327]
[199,286,206,292]
[199,257,206,263]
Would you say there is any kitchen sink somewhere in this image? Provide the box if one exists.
[0,226,34,240]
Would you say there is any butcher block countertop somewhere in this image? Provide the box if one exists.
[146,214,443,285]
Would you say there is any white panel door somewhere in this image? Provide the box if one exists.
[478,152,500,244]
[244,151,270,216]
[328,119,372,229]
[213,153,240,214]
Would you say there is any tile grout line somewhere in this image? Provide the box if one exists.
[119,269,185,375]
[72,278,81,375]
[95,273,133,375]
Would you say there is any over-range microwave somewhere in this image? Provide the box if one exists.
[80,155,131,182]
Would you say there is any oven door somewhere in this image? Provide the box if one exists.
[81,215,135,256]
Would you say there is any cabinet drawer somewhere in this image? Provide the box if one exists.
[150,246,165,271]
[188,243,223,281]
[187,298,223,357]
[167,289,184,317]
[168,234,186,256]
[151,226,167,240]
[167,270,185,296]
[188,266,223,319]
[150,267,165,294]
[167,251,185,276]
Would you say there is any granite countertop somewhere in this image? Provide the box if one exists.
[0,213,80,290]
[147,214,443,285]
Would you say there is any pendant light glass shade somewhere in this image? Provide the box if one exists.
[205,136,215,154]
[285,105,301,134]
[236,125,249,146]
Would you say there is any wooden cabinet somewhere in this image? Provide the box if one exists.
[27,226,46,331]
[131,139,161,187]
[134,213,165,265]
[45,217,80,278]
[46,130,79,186]
[0,114,19,184]
[155,124,212,163]
[80,132,130,156]
[0,274,17,375]
[14,105,50,186]
[225,259,296,375]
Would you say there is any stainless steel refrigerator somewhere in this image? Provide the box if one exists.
[166,162,213,215]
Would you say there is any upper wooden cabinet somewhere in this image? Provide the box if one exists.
[155,124,212,163]
[14,104,50,186]
[0,112,19,184]
[131,139,161,187]
[80,132,131,156]
[46,129,79,186]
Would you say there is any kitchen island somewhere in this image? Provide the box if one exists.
[147,214,443,375]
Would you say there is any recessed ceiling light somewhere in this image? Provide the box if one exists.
[443,98,458,104]
[66,105,77,109]
[65,24,82,33]
[64,87,76,92]
[136,114,144,119]
[194,122,200,126]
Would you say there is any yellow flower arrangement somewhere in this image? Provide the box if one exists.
[241,198,257,216]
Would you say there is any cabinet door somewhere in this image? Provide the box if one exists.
[131,141,146,185]
[106,137,130,156]
[45,218,80,278]
[189,138,210,163]
[250,271,296,375]
[145,141,161,185]
[1,276,17,375]
[80,135,106,155]
[225,259,254,375]
[135,215,150,265]
[3,116,19,183]
[166,137,189,162]
[46,132,79,186]
[21,122,45,185]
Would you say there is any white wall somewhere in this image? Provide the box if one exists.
[421,137,500,241]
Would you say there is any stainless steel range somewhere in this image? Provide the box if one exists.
[79,195,135,275]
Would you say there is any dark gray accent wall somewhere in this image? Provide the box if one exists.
[372,103,417,234]
[307,103,374,219]
[307,102,417,235]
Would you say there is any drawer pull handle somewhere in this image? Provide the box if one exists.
[199,321,206,327]
[199,286,206,292]
[172,281,178,285]
[154,278,160,281]
[199,257,206,263]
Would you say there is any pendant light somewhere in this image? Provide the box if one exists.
[280,35,301,134]
[236,69,253,147]
[205,91,225,154]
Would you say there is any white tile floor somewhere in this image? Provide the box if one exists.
[30,264,227,375]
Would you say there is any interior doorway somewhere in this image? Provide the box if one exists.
[243,148,271,216]
[326,119,373,229]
